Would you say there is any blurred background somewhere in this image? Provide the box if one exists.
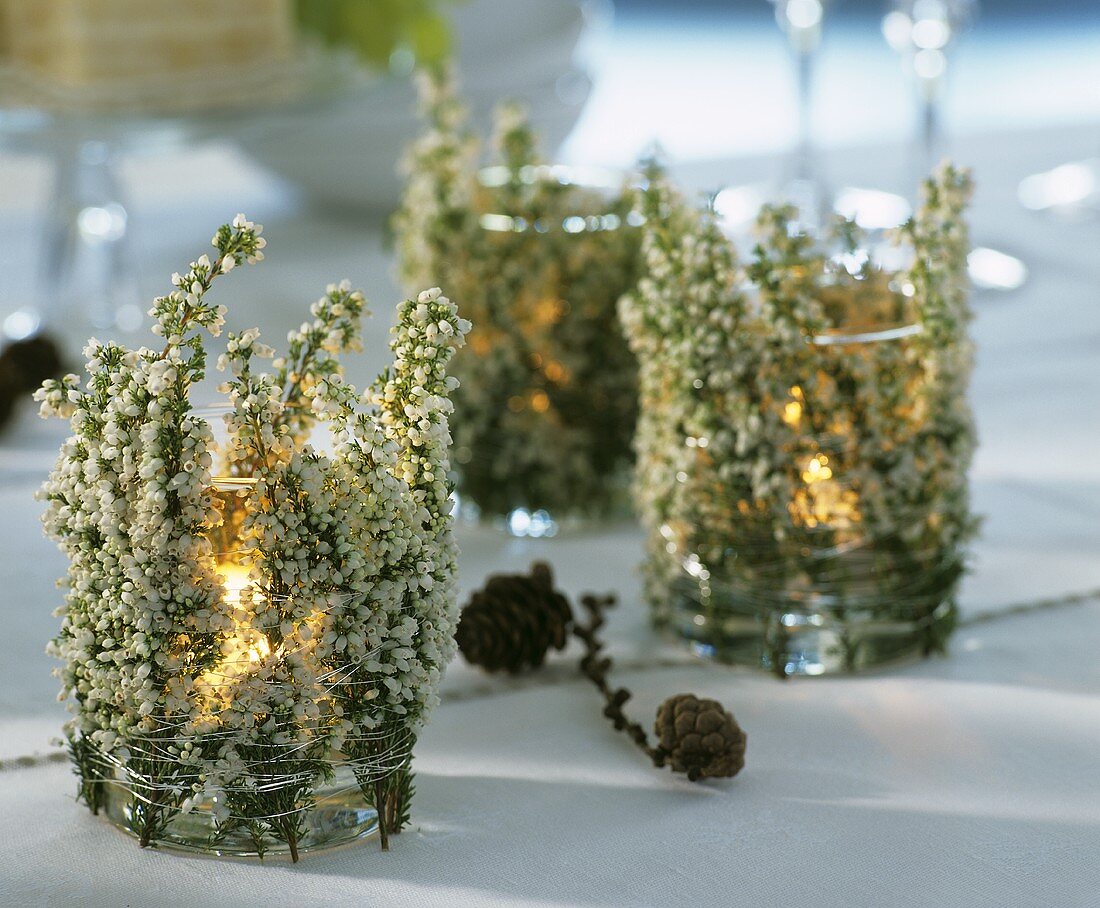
[0,0,1097,735]
[572,0,1100,164]
[0,0,1097,427]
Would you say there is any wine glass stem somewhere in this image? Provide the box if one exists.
[796,49,815,181]
[920,93,942,175]
[40,139,137,334]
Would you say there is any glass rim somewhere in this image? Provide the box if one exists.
[477,162,628,191]
[476,163,644,235]
[736,266,925,346]
[190,405,258,488]
[811,322,923,345]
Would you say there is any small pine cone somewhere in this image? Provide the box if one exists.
[0,335,63,433]
[0,335,63,392]
[653,694,746,782]
[0,354,22,431]
[456,562,573,674]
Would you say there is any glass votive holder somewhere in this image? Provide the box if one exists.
[447,164,642,536]
[38,218,468,863]
[625,165,976,676]
[92,408,409,858]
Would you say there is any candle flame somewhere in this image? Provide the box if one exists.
[790,452,860,529]
[217,561,251,606]
[782,386,805,428]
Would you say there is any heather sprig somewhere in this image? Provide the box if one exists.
[622,163,976,668]
[37,215,468,858]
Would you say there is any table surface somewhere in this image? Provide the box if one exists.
[0,123,1099,907]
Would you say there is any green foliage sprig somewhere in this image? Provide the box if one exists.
[296,0,463,70]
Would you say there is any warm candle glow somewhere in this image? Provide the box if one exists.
[213,553,277,669]
[801,454,833,483]
[782,385,804,427]
[201,477,274,693]
[216,560,251,606]
[790,452,860,530]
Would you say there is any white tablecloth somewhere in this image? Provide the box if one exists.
[0,124,1098,907]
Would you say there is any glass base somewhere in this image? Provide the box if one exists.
[451,482,634,540]
[454,494,633,540]
[1018,157,1100,218]
[100,762,379,858]
[495,507,639,539]
[663,576,957,677]
[503,506,560,538]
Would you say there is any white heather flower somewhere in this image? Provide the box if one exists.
[622,164,975,618]
[38,213,468,850]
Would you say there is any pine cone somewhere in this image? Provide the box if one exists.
[0,335,63,433]
[653,694,746,782]
[456,562,572,673]
[0,362,18,430]
[0,335,63,392]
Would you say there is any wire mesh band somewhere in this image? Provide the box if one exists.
[75,583,426,827]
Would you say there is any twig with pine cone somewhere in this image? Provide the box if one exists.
[456,562,746,782]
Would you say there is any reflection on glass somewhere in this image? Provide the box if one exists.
[1019,157,1100,219]
[967,245,1030,292]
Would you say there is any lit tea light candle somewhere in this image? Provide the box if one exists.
[790,453,860,529]
[216,560,251,606]
[206,475,275,672]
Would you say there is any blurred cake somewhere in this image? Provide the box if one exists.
[0,0,296,111]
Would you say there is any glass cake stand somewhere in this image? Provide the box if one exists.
[0,49,368,345]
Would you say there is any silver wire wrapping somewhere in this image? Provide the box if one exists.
[70,582,426,857]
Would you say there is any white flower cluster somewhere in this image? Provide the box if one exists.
[621,164,976,643]
[37,216,469,856]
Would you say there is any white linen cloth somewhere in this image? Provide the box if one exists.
[0,125,1098,906]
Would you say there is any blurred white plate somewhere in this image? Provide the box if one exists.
[239,0,600,210]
